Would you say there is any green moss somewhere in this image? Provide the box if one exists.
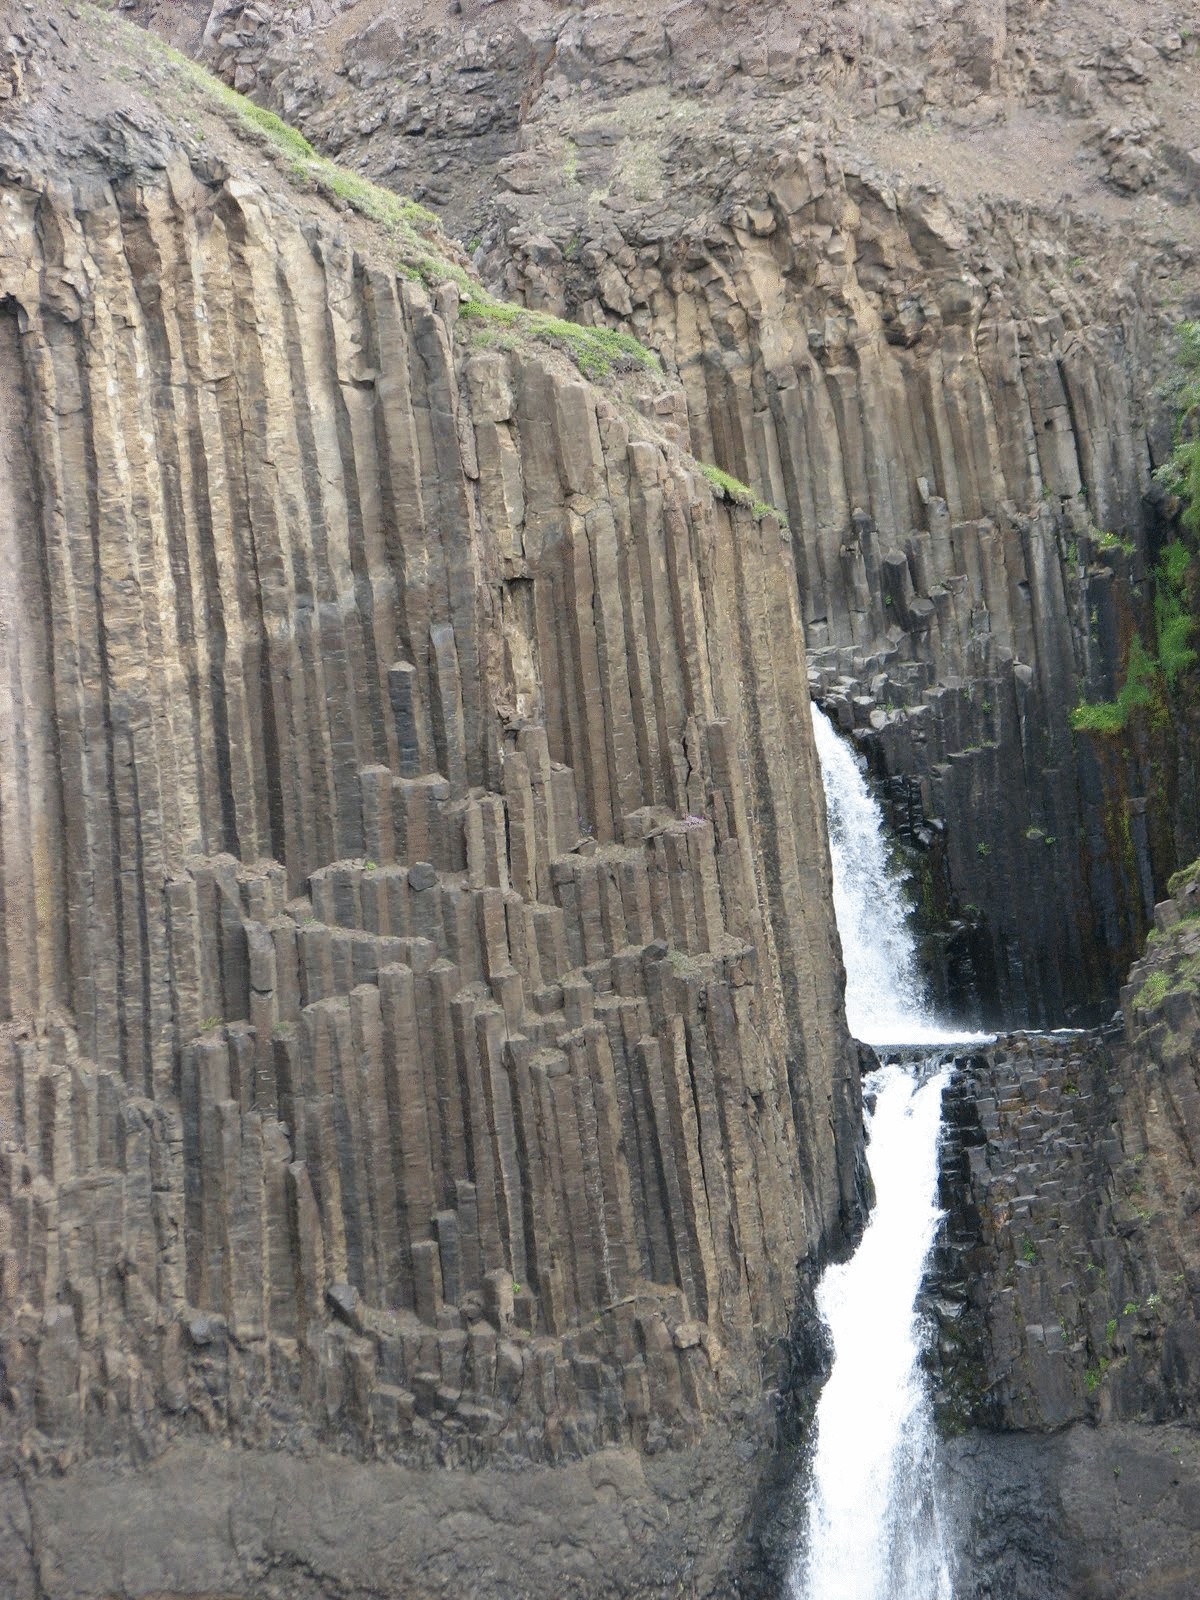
[1153,540,1197,688]
[1168,856,1200,897]
[697,463,789,526]
[1155,320,1200,535]
[459,299,659,380]
[1071,634,1161,734]
[1157,605,1196,683]
[1159,539,1192,588]
[1074,343,1199,720]
[1070,697,1127,735]
[1134,970,1169,1009]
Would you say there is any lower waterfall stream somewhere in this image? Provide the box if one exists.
[791,707,989,1600]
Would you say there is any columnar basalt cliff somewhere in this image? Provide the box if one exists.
[0,8,862,1591]
[926,862,1200,1596]
[3,2,1200,1597]
[210,0,1200,1027]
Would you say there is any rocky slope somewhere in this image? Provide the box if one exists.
[188,0,1200,1027]
[0,5,862,1592]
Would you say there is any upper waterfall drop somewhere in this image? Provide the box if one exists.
[810,704,980,1047]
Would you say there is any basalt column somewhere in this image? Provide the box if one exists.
[0,101,855,1478]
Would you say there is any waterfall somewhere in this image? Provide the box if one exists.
[792,707,988,1600]
[793,1061,954,1600]
[809,705,945,1045]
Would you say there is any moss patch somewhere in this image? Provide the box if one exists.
[697,463,788,526]
[1167,857,1200,898]
[1153,540,1197,688]
[127,26,661,387]
[459,299,658,380]
[1070,634,1159,735]
[1155,320,1200,535]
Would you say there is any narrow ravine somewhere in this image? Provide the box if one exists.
[792,708,987,1600]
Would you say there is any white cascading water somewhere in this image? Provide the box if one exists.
[792,706,986,1600]
[809,704,945,1047]
[793,1063,954,1600]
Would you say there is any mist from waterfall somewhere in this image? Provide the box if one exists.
[791,706,985,1600]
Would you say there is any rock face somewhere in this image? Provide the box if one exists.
[0,8,858,1591]
[213,0,1200,1027]
[942,1421,1200,1600]
[0,1429,777,1600]
[2,2,1200,1596]
[926,859,1200,1595]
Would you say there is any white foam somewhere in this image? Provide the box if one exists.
[810,705,989,1049]
[792,1062,954,1600]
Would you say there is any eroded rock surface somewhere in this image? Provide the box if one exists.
[925,862,1200,1594]
[2,2,1200,1596]
[0,7,858,1591]
[933,865,1200,1434]
[198,0,1200,1026]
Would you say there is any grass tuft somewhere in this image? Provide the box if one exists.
[1134,970,1169,1009]
[697,463,789,526]
[139,33,660,386]
[460,300,659,380]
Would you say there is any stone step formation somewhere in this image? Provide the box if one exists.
[231,0,1200,1030]
[1,3,1199,1597]
[0,50,858,1479]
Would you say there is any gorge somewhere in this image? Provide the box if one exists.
[795,706,964,1600]
[1,1,1199,1596]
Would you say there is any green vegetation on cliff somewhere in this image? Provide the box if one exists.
[1154,539,1198,687]
[1070,633,1161,735]
[125,19,661,387]
[1129,858,1200,1014]
[1157,320,1200,534]
[697,463,789,527]
[1072,323,1199,734]
[458,298,658,381]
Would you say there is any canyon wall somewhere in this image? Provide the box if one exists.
[924,857,1200,1597]
[1,3,1199,1595]
[216,0,1200,1027]
[0,8,858,1591]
